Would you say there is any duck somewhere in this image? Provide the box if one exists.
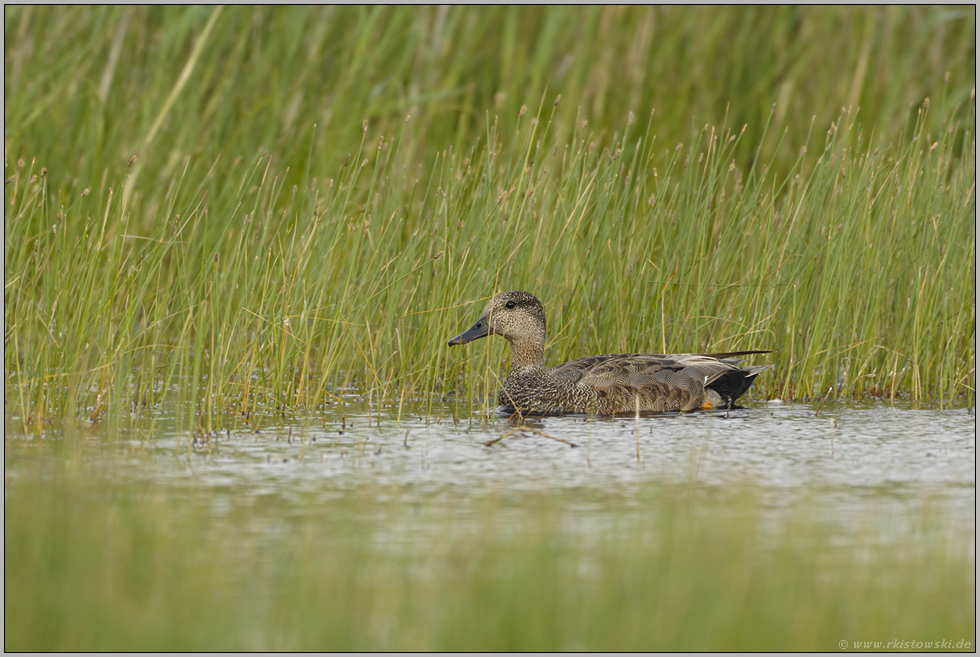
[448,290,772,416]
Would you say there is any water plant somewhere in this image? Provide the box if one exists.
[4,6,976,431]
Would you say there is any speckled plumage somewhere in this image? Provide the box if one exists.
[448,291,772,416]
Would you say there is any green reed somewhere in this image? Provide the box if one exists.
[5,7,974,185]
[5,102,975,430]
[4,6,976,431]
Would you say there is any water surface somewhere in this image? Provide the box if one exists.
[7,399,974,537]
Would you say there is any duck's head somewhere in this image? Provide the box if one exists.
[448,290,546,346]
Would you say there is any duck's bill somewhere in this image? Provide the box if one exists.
[448,318,489,346]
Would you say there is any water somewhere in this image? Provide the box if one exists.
[8,399,974,536]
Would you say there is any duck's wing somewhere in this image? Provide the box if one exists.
[550,352,772,408]
[549,353,692,387]
[549,353,653,384]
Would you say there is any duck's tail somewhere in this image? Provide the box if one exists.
[705,362,774,408]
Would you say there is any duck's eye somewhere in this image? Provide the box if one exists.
[505,301,516,309]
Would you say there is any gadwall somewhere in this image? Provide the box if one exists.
[448,290,772,416]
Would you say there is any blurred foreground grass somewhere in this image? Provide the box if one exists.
[5,468,974,651]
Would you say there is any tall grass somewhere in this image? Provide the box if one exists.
[5,100,975,430]
[5,6,975,184]
[5,472,974,651]
[4,6,976,431]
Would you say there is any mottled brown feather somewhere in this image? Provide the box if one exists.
[448,291,772,416]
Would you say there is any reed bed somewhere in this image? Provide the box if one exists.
[4,6,976,432]
[6,7,974,181]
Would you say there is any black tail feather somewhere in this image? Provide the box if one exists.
[706,366,772,407]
